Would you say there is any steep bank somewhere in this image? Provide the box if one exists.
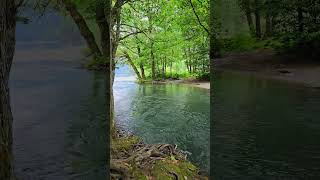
[215,50,320,88]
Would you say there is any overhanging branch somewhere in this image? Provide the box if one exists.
[188,0,210,35]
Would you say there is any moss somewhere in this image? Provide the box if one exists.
[131,166,149,180]
[126,156,205,180]
[150,156,204,180]
[111,135,207,179]
[111,136,140,153]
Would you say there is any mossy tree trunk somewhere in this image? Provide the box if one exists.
[123,51,142,80]
[0,0,17,179]
[95,0,113,138]
[62,0,102,57]
[62,0,116,136]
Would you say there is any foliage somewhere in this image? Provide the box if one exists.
[213,0,320,59]
[118,0,210,80]
[279,32,320,59]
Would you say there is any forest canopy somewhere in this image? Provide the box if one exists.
[57,0,210,80]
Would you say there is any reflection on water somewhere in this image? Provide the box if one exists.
[212,71,320,179]
[11,47,107,179]
[114,70,210,171]
[11,47,209,179]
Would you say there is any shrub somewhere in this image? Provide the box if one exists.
[279,32,320,60]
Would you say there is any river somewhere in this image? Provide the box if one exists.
[114,66,210,171]
[212,71,320,179]
[11,45,210,179]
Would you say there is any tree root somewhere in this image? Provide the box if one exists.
[110,136,202,179]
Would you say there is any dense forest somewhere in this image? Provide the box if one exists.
[211,0,320,58]
[63,0,210,81]
[70,0,320,82]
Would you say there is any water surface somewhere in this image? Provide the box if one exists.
[114,67,210,171]
[212,71,320,179]
[12,46,107,180]
[11,46,210,179]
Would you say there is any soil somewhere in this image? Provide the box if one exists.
[215,49,320,88]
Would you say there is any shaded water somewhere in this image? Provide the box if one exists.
[213,71,320,179]
[12,46,107,179]
[11,46,210,179]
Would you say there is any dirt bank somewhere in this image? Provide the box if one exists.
[145,79,210,90]
[215,50,320,88]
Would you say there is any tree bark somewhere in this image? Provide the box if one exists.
[123,51,141,80]
[147,4,156,80]
[62,0,101,57]
[137,45,145,79]
[271,16,276,34]
[151,42,156,80]
[254,0,262,38]
[140,64,146,79]
[0,1,16,179]
[188,0,209,34]
[96,0,114,135]
[265,14,272,37]
[140,65,146,79]
[209,0,220,59]
[246,12,255,36]
[243,0,255,36]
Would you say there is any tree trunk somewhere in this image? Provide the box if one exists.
[156,59,161,78]
[209,13,221,58]
[243,0,255,36]
[162,58,165,79]
[254,0,261,38]
[111,5,122,79]
[62,0,101,57]
[123,51,141,80]
[137,45,146,79]
[265,14,272,37]
[164,57,167,76]
[151,42,156,80]
[298,6,303,33]
[0,1,16,179]
[140,64,146,79]
[246,12,255,36]
[271,16,276,34]
[96,0,114,137]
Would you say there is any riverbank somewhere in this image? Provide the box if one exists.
[142,79,210,90]
[111,132,207,179]
[215,50,320,88]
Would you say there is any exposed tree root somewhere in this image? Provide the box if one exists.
[110,135,207,179]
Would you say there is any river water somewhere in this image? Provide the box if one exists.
[11,46,210,179]
[11,46,108,180]
[212,71,320,179]
[114,66,210,171]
